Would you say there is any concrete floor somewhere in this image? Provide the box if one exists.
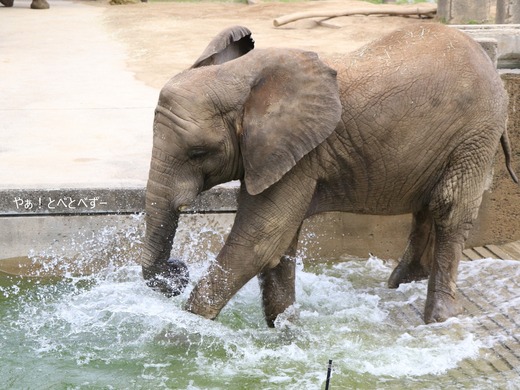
[0,0,156,190]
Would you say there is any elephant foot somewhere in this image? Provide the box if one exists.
[424,290,462,323]
[145,258,189,298]
[30,0,49,9]
[259,255,297,328]
[265,304,293,328]
[184,298,220,321]
[1,0,14,7]
[185,264,238,321]
[184,287,224,321]
[270,305,300,328]
[388,260,429,288]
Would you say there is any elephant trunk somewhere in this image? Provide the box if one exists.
[141,155,190,297]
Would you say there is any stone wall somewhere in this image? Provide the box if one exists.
[483,72,520,244]
[454,25,520,69]
[496,0,520,23]
[437,0,495,24]
[438,0,520,24]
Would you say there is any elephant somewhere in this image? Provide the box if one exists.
[1,0,49,8]
[142,24,518,327]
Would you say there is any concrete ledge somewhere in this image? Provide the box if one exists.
[0,184,240,267]
[454,24,520,68]
[1,188,144,216]
[0,184,239,216]
[0,184,240,265]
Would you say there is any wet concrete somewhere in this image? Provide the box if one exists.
[395,259,520,385]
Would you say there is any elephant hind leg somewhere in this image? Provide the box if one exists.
[424,227,465,323]
[424,167,488,323]
[1,0,14,7]
[388,208,435,288]
[258,226,301,328]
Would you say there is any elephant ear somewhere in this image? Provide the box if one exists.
[239,49,342,195]
[191,26,254,68]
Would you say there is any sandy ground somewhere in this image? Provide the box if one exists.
[100,0,520,244]
[101,0,433,88]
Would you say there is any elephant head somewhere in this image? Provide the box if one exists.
[141,26,342,297]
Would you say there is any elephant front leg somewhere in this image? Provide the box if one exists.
[186,175,316,322]
[258,227,301,327]
[185,244,253,320]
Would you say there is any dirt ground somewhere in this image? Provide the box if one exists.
[100,0,520,245]
[101,0,433,87]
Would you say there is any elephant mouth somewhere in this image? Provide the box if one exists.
[145,258,190,298]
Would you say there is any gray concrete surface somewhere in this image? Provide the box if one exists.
[0,0,156,190]
[0,0,157,262]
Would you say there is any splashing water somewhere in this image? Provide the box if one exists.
[0,216,519,389]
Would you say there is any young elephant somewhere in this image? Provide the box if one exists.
[142,24,518,326]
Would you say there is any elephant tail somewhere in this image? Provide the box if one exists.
[501,129,519,184]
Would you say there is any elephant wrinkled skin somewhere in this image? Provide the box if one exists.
[141,24,518,327]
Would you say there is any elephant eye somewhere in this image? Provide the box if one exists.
[187,147,209,160]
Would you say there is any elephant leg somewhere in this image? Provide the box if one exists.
[388,208,435,288]
[424,227,465,323]
[424,166,486,323]
[30,0,49,9]
[258,226,301,327]
[186,172,316,321]
[1,0,14,7]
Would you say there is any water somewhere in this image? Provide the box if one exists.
[1,216,519,389]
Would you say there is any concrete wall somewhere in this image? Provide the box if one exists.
[438,0,494,24]
[496,0,520,24]
[438,0,520,24]
[455,25,520,68]
[0,185,410,269]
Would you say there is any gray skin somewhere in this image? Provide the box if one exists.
[142,24,518,327]
[0,0,49,8]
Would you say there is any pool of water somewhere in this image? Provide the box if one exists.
[1,219,519,389]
